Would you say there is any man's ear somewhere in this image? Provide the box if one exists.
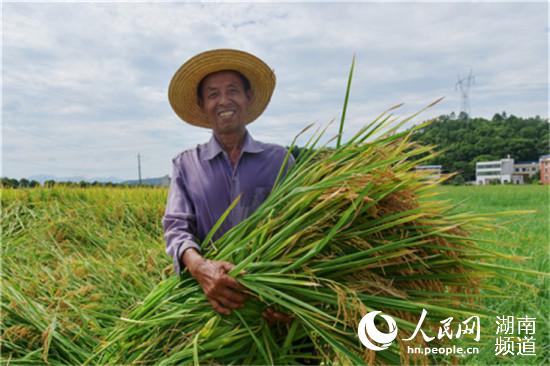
[197,97,204,109]
[246,89,253,101]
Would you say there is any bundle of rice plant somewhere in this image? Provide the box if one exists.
[86,94,517,365]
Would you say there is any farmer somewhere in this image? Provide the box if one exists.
[163,49,294,323]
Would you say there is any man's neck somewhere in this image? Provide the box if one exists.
[214,130,246,167]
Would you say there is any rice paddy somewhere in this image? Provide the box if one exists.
[2,172,547,363]
[436,185,549,365]
[1,187,171,364]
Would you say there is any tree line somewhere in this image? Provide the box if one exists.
[0,178,138,189]
[410,112,549,183]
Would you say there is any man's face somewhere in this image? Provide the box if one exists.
[199,70,252,135]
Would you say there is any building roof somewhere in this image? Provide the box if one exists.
[415,165,442,169]
[476,161,501,165]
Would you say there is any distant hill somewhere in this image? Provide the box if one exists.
[122,175,170,187]
[411,112,549,182]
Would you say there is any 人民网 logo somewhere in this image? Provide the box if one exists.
[357,311,398,351]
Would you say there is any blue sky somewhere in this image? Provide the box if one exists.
[2,1,548,180]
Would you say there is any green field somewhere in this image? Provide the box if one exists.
[438,185,549,365]
[1,185,548,365]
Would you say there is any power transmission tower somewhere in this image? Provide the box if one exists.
[137,153,142,185]
[455,70,475,117]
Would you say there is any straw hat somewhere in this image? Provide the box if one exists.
[168,49,276,128]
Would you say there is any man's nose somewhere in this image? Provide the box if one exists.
[219,92,230,105]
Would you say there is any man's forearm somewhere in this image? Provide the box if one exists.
[182,248,205,276]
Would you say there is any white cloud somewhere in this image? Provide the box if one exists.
[2,1,547,179]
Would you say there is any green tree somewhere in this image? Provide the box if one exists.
[19,178,30,188]
[1,177,19,188]
[411,113,549,183]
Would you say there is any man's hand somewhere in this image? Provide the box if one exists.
[183,249,246,315]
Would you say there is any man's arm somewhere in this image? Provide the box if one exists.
[163,158,246,315]
[163,159,202,273]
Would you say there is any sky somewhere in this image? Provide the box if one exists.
[2,1,548,180]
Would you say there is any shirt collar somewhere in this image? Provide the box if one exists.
[203,130,264,161]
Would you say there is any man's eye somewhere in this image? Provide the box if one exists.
[208,93,218,99]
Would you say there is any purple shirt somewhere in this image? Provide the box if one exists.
[163,130,294,273]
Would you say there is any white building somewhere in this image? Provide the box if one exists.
[513,161,539,183]
[476,158,539,185]
[476,158,514,185]
[415,165,442,180]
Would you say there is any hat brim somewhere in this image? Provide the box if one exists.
[168,49,276,128]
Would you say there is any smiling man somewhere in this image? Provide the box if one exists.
[164,49,294,322]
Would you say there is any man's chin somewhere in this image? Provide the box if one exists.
[213,119,245,134]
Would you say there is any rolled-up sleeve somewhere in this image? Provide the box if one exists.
[163,158,201,274]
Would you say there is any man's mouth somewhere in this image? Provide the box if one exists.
[218,110,235,118]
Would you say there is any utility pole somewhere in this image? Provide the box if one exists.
[137,153,142,185]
